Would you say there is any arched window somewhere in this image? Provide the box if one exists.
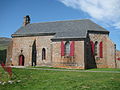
[42,48,46,60]
[64,41,70,56]
[95,41,98,56]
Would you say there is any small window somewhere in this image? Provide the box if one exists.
[95,41,98,56]
[42,48,46,60]
[64,41,70,56]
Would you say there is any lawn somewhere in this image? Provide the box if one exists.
[0,67,120,90]
[0,45,7,50]
[29,66,120,71]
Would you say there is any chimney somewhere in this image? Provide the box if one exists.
[23,15,30,26]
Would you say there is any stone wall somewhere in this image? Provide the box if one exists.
[10,36,85,69]
[116,50,120,68]
[9,32,116,69]
[36,36,53,65]
[52,40,85,69]
[11,36,54,66]
[88,32,116,68]
[106,38,116,68]
[6,40,13,65]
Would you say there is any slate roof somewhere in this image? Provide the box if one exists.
[12,19,109,39]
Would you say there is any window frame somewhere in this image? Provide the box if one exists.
[64,41,70,56]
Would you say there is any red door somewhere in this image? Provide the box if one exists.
[19,55,24,66]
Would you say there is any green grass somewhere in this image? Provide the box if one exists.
[87,68,120,71]
[0,68,10,82]
[28,66,120,71]
[0,45,7,50]
[28,66,68,69]
[0,67,120,90]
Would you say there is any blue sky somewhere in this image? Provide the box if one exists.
[0,0,120,50]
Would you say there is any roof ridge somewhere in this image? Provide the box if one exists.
[30,19,90,25]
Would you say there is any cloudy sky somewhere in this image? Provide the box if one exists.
[59,0,120,29]
[0,0,120,50]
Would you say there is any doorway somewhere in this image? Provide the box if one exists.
[19,55,24,66]
[32,40,37,66]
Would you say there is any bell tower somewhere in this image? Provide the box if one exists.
[23,15,30,26]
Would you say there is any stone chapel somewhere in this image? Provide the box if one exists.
[7,15,120,69]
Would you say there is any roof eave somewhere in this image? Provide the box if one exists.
[88,30,109,34]
[51,37,86,41]
[11,33,56,38]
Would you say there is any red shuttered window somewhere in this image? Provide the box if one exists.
[61,41,65,56]
[70,41,75,56]
[90,41,94,56]
[99,41,103,58]
[117,58,120,60]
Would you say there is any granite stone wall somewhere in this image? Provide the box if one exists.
[116,50,120,68]
[52,40,85,69]
[7,32,117,69]
[9,36,86,69]
[11,36,53,66]
[87,32,116,68]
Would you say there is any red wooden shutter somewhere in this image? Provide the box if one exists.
[99,41,103,58]
[61,41,64,56]
[70,41,75,56]
[117,58,120,60]
[90,41,94,56]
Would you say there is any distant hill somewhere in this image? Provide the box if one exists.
[0,37,12,50]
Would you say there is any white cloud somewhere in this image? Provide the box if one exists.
[113,22,120,29]
[59,0,120,29]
